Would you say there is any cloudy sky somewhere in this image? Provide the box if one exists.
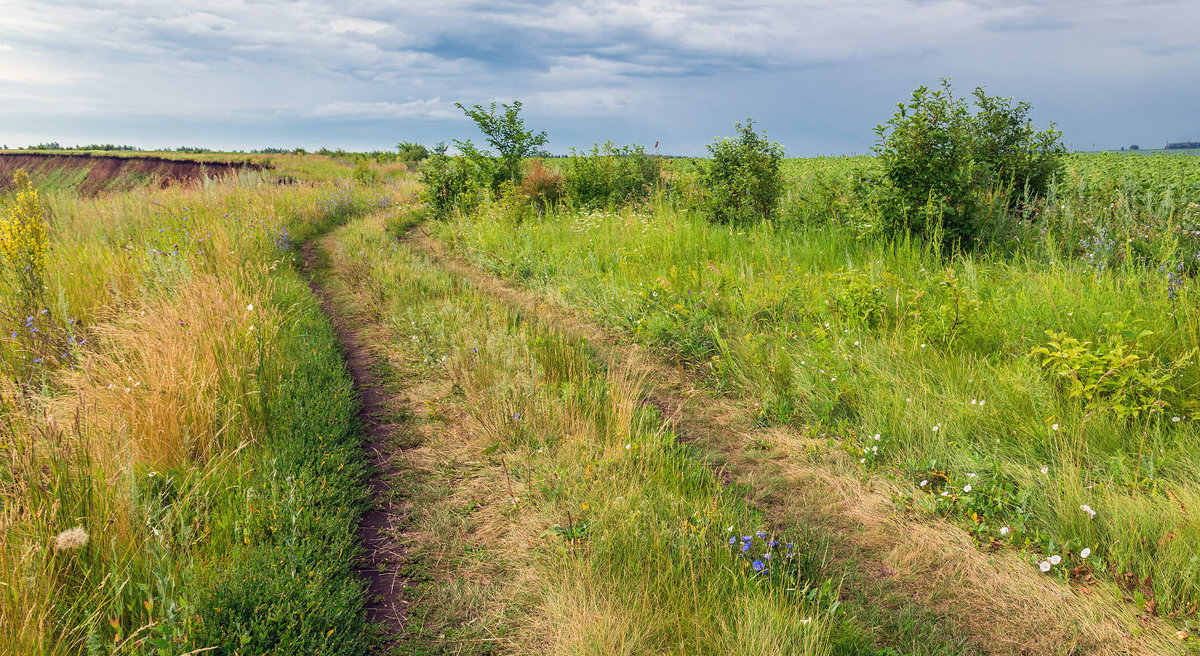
[0,0,1196,155]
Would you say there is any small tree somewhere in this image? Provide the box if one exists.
[454,101,548,186]
[701,119,785,224]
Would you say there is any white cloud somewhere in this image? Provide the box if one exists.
[329,17,392,36]
[0,0,1197,151]
[306,98,459,120]
[533,87,646,116]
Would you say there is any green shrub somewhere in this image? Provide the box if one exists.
[395,141,430,164]
[351,160,381,185]
[873,80,1064,248]
[562,141,661,208]
[700,119,784,224]
[419,154,483,218]
[970,89,1066,204]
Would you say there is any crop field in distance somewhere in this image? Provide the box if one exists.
[2,89,1200,656]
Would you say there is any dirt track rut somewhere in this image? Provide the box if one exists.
[303,241,409,648]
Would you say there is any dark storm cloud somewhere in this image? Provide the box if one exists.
[0,0,1197,153]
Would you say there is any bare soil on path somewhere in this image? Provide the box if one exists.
[302,241,410,649]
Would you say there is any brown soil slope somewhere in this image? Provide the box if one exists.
[0,153,263,194]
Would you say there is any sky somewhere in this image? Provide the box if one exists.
[0,0,1197,156]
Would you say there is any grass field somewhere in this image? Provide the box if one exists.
[3,149,1199,655]
[433,152,1200,627]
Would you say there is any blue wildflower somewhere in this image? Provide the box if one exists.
[752,560,765,572]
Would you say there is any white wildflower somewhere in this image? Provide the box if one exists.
[54,526,89,552]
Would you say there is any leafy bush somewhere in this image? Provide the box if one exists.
[350,159,381,186]
[873,80,1064,248]
[562,141,661,208]
[700,120,785,224]
[420,153,483,218]
[970,89,1066,204]
[395,141,430,164]
[1031,319,1195,421]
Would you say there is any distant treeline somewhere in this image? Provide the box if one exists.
[18,142,142,151]
[6,142,694,160]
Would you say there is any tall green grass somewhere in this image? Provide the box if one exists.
[433,153,1200,617]
[0,177,394,653]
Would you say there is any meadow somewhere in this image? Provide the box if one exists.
[3,141,1199,655]
[434,150,1200,623]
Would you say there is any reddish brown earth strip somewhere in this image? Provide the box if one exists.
[0,153,262,194]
